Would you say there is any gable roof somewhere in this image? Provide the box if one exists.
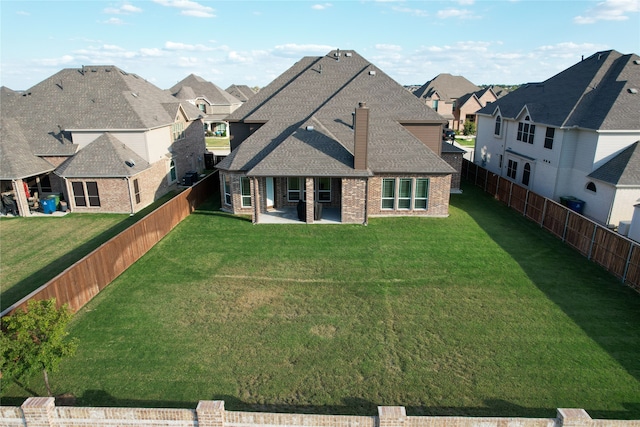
[0,118,55,180]
[218,50,454,177]
[413,74,480,102]
[226,84,256,102]
[1,66,202,157]
[55,133,150,178]
[588,141,640,186]
[477,50,640,131]
[170,74,242,107]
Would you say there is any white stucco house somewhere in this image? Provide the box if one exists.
[474,50,640,228]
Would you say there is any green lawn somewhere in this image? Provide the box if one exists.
[0,192,177,311]
[206,137,230,149]
[2,184,639,419]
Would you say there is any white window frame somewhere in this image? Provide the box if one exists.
[240,177,251,207]
[287,177,306,202]
[381,178,396,210]
[414,179,429,210]
[223,174,231,205]
[398,178,412,210]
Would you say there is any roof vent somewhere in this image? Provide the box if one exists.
[345,52,352,57]
[369,70,376,76]
[634,59,640,65]
[132,92,138,98]
[125,159,136,167]
[306,126,314,131]
[629,88,639,94]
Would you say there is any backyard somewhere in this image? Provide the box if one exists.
[1,183,639,419]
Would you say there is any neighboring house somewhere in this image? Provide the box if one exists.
[170,75,242,137]
[413,74,493,132]
[216,49,456,224]
[475,50,640,228]
[226,84,257,103]
[0,66,205,216]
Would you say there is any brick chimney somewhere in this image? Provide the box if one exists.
[354,102,369,170]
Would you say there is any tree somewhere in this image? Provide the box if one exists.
[1,298,77,396]
[463,120,476,136]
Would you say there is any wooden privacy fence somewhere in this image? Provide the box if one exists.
[1,173,218,317]
[462,160,640,293]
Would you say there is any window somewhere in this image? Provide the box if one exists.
[198,104,206,112]
[432,100,439,111]
[72,181,100,207]
[223,174,231,205]
[169,160,177,183]
[494,116,502,136]
[544,127,555,149]
[241,177,251,207]
[499,154,503,169]
[586,182,597,193]
[414,179,429,210]
[72,182,86,207]
[288,177,303,202]
[517,116,535,144]
[381,179,395,210]
[172,122,185,142]
[317,178,331,202]
[133,179,141,204]
[507,159,518,179]
[522,163,531,186]
[381,178,429,211]
[398,179,412,210]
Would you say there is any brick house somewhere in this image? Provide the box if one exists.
[215,50,457,224]
[170,74,243,137]
[0,66,205,216]
[413,74,497,132]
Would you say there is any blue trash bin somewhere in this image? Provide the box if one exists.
[41,198,56,214]
[566,198,585,214]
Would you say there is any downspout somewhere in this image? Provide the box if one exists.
[126,177,134,216]
[363,177,369,226]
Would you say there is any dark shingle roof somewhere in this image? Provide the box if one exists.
[219,50,454,176]
[588,141,640,185]
[55,133,150,178]
[226,84,256,102]
[0,118,55,180]
[477,50,640,130]
[170,74,242,106]
[413,74,480,102]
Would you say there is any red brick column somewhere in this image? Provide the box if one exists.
[197,400,225,427]
[21,397,55,427]
[305,177,314,224]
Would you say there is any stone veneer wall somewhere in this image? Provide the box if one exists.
[1,398,633,427]
[342,177,367,224]
[367,175,451,218]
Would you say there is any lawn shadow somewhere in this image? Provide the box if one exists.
[451,182,640,385]
[0,191,185,312]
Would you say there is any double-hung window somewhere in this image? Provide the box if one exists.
[381,178,429,211]
[414,179,429,210]
[240,177,251,207]
[317,178,331,202]
[494,116,502,136]
[72,181,100,207]
[223,174,231,205]
[381,179,395,210]
[172,122,185,142]
[517,116,535,144]
[287,177,305,202]
[398,179,412,210]
[544,127,555,149]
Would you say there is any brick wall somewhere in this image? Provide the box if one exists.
[342,177,367,224]
[441,152,462,191]
[367,175,451,218]
[2,398,632,427]
[218,172,254,217]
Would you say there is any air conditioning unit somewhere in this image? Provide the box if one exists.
[618,221,631,236]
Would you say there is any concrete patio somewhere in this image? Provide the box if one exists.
[259,206,341,224]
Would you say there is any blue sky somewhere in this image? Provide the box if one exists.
[1,0,639,91]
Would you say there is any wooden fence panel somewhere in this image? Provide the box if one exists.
[591,227,632,280]
[625,245,640,291]
[485,173,499,197]
[564,214,596,257]
[525,192,545,224]
[542,201,567,239]
[510,184,528,215]
[496,179,511,205]
[1,173,217,317]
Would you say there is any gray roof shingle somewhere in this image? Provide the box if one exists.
[0,118,56,180]
[225,84,256,102]
[218,50,454,176]
[588,141,640,185]
[170,74,242,106]
[413,74,480,102]
[477,50,640,131]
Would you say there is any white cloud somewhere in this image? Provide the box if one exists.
[153,0,215,18]
[35,55,76,67]
[273,43,335,57]
[104,4,142,14]
[16,10,30,16]
[436,8,475,19]
[574,0,639,23]
[312,3,332,10]
[140,48,165,57]
[164,41,214,51]
[103,17,125,25]
[375,44,403,52]
[391,6,429,17]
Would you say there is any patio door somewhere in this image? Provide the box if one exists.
[266,177,274,208]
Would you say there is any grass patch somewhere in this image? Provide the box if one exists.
[2,185,639,419]
[206,137,230,149]
[0,192,177,311]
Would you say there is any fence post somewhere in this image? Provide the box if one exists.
[557,409,592,427]
[378,406,407,427]
[587,225,598,260]
[21,397,56,427]
[197,400,225,427]
[524,190,529,217]
[484,168,489,193]
[562,209,570,242]
[541,198,548,228]
[623,243,634,283]
[508,181,513,207]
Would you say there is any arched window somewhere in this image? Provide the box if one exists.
[494,116,502,136]
[169,159,177,183]
[586,182,597,193]
[522,163,531,186]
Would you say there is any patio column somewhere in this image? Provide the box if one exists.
[12,179,31,217]
[252,177,261,224]
[305,177,314,224]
